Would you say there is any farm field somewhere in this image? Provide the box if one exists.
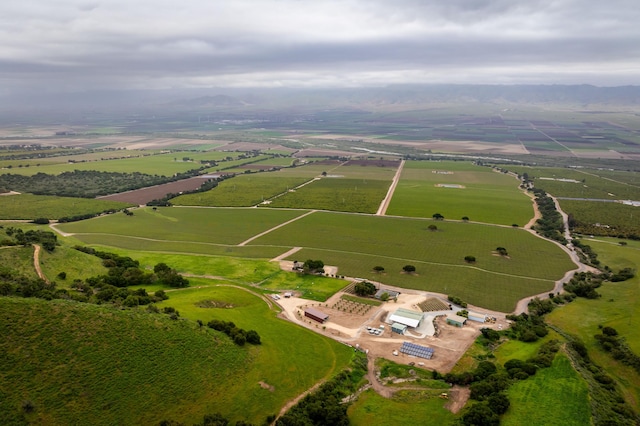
[558,199,640,238]
[0,152,206,177]
[386,161,533,225]
[508,166,640,200]
[502,353,591,426]
[267,177,390,213]
[0,193,131,220]
[56,206,307,246]
[171,174,311,207]
[250,211,574,281]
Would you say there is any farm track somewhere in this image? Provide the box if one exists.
[376,159,405,216]
[32,244,49,284]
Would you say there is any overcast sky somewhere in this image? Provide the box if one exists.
[1,0,639,96]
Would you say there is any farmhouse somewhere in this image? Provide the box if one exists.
[375,289,400,300]
[388,308,424,328]
[467,311,487,323]
[446,314,467,327]
[304,307,329,324]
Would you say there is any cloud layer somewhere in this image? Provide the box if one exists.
[1,0,639,94]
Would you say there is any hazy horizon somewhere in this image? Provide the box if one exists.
[1,0,639,102]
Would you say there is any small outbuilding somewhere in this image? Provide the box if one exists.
[304,307,329,324]
[467,311,487,323]
[446,313,467,327]
[391,322,408,335]
[375,289,400,300]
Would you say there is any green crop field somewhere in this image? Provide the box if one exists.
[559,199,640,238]
[267,178,390,213]
[171,174,311,206]
[57,206,307,246]
[250,211,574,280]
[508,166,640,200]
[0,194,131,220]
[39,245,109,285]
[502,353,591,426]
[1,152,203,177]
[387,161,533,225]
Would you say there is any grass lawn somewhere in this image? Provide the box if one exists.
[0,297,250,425]
[0,246,39,279]
[502,353,591,426]
[546,239,640,411]
[0,194,131,220]
[39,245,108,286]
[347,388,456,426]
[156,280,354,421]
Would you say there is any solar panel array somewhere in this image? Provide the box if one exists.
[400,342,434,359]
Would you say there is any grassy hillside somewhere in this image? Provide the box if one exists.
[0,297,250,425]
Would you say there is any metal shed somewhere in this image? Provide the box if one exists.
[467,311,487,323]
[388,308,424,328]
[446,313,467,327]
[391,322,408,335]
[304,307,329,323]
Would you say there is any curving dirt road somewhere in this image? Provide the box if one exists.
[33,244,49,283]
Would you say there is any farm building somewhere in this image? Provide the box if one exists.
[446,314,467,327]
[400,342,434,359]
[467,311,487,323]
[388,308,424,328]
[304,307,329,324]
[391,323,408,335]
[375,289,400,300]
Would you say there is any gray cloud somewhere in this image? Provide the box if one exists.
[1,0,639,95]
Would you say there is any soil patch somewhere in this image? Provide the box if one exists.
[258,381,275,392]
[196,300,235,309]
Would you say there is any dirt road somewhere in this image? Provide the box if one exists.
[376,159,405,216]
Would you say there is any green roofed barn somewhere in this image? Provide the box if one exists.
[388,308,424,328]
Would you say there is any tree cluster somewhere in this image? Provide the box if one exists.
[447,295,468,308]
[206,320,261,346]
[74,247,189,288]
[595,327,640,374]
[2,227,58,251]
[353,281,376,297]
[531,188,567,244]
[564,272,603,299]
[302,259,325,275]
[504,310,550,342]
[0,167,219,199]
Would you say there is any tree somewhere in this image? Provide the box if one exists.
[432,213,444,220]
[302,259,324,274]
[373,265,385,273]
[427,224,438,231]
[462,402,499,426]
[464,255,476,263]
[321,171,327,176]
[496,247,508,256]
[380,292,390,302]
[462,216,469,222]
[402,265,416,273]
[354,281,376,296]
[487,393,510,415]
